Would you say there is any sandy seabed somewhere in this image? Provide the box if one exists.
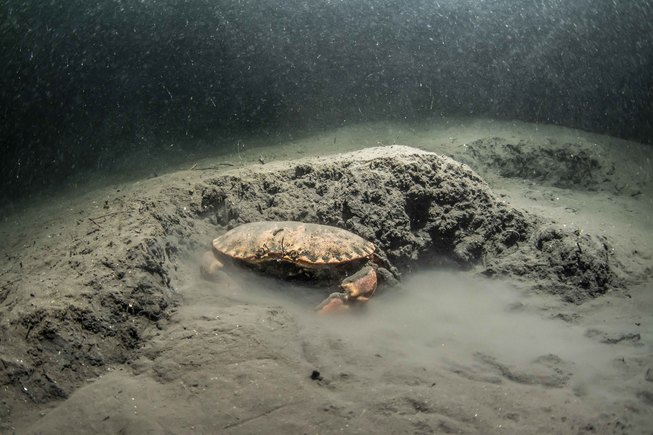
[1,118,652,434]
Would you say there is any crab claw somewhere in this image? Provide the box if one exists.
[340,266,377,299]
[316,266,377,314]
[316,293,350,315]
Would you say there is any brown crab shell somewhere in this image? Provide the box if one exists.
[211,221,375,268]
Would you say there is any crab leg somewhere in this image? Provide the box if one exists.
[200,251,237,288]
[200,251,224,280]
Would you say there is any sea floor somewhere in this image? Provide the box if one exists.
[1,118,652,434]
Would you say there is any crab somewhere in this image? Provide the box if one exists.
[200,221,381,314]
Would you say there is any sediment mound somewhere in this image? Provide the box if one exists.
[0,146,624,416]
[196,146,619,299]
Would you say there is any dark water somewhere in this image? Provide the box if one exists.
[1,0,652,200]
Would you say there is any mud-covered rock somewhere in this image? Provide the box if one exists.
[483,224,616,302]
[197,149,522,273]
[0,197,186,410]
[455,137,618,191]
[194,146,623,302]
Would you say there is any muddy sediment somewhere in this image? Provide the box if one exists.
[0,145,633,426]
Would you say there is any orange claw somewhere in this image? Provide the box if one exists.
[317,266,378,315]
[316,296,350,315]
[340,266,377,299]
